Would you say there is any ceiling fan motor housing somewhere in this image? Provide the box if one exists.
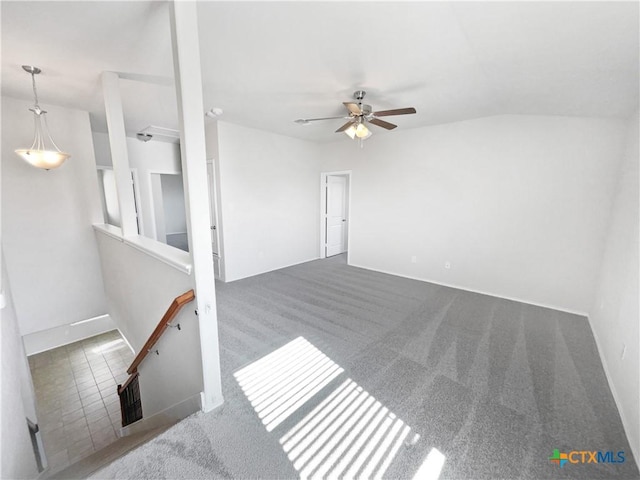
[352,91,371,115]
[353,90,366,101]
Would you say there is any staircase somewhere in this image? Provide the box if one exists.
[45,423,175,479]
[40,290,197,479]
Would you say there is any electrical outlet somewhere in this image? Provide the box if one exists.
[621,343,626,360]
[444,261,451,269]
[411,256,417,264]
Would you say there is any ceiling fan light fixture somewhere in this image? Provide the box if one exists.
[344,124,357,139]
[295,89,416,141]
[14,65,70,170]
[355,122,371,139]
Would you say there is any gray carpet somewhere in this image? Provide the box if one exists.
[91,255,639,479]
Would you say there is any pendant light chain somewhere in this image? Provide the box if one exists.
[31,70,40,108]
[29,70,46,151]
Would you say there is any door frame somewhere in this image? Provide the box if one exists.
[207,159,225,281]
[320,170,352,259]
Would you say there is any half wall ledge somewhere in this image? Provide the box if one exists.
[93,224,192,274]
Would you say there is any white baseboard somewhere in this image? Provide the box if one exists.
[200,391,224,413]
[587,316,640,471]
[23,314,117,356]
[225,256,321,283]
[119,393,202,437]
[349,261,638,469]
[348,262,589,317]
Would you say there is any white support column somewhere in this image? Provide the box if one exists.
[169,1,224,412]
[101,71,138,236]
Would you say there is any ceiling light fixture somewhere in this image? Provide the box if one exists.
[205,107,223,118]
[15,66,70,170]
[136,133,153,142]
[344,118,371,146]
[355,122,372,139]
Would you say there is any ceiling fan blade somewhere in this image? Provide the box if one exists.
[335,120,356,133]
[295,115,349,124]
[343,102,362,115]
[372,107,417,117]
[368,117,397,130]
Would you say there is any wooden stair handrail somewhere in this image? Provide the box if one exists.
[126,289,195,376]
[118,371,139,396]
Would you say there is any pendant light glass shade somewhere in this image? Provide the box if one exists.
[14,66,70,170]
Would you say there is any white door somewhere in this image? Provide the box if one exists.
[326,175,348,257]
[206,162,219,256]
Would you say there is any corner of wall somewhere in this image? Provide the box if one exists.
[587,110,640,469]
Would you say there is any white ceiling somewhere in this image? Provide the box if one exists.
[2,1,638,143]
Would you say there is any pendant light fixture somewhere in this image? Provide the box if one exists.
[14,65,70,170]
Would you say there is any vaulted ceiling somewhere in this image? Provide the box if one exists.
[2,1,638,143]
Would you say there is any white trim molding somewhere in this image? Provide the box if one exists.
[23,315,117,356]
[93,224,192,274]
[319,170,352,260]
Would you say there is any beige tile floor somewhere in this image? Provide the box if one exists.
[28,330,134,472]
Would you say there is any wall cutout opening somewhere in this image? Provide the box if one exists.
[150,172,189,252]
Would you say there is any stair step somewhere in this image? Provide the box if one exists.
[44,423,175,480]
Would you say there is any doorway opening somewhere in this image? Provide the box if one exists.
[320,171,351,259]
[150,172,189,251]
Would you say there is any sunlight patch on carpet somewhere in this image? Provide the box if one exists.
[235,336,420,479]
[412,447,446,480]
[234,337,344,432]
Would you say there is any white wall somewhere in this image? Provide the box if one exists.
[320,114,627,314]
[160,173,188,251]
[97,168,121,227]
[1,253,40,479]
[22,314,117,356]
[205,121,220,161]
[95,232,203,418]
[92,133,182,240]
[160,174,187,234]
[590,111,639,466]
[215,122,322,281]
[2,97,108,336]
[150,173,167,242]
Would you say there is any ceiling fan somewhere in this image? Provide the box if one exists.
[295,90,416,141]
